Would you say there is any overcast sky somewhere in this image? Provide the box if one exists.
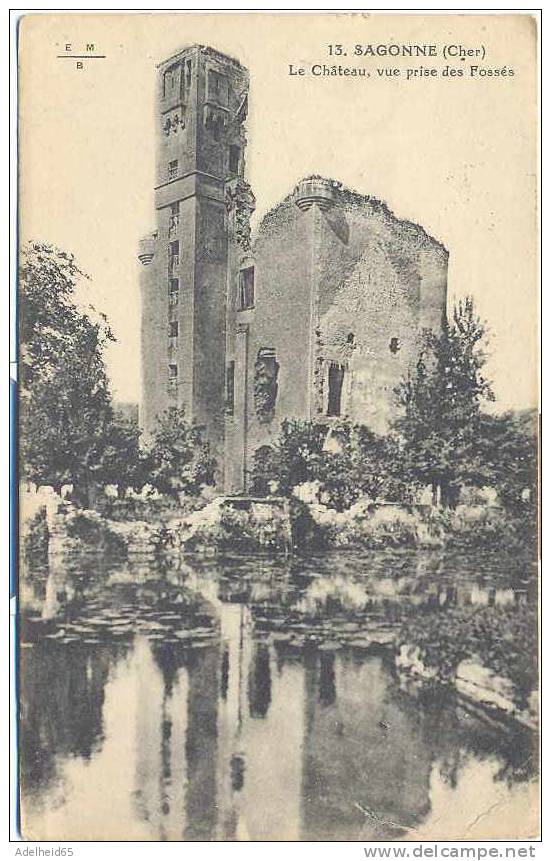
[19,12,538,411]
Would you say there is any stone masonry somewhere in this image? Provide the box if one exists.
[139,46,448,494]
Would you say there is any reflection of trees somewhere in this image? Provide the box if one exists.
[395,683,538,789]
[20,641,118,798]
[301,651,433,841]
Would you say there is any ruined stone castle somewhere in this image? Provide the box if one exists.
[138,45,448,493]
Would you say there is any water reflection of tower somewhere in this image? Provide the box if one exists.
[184,644,220,839]
[216,596,304,840]
[216,600,252,839]
[132,634,221,840]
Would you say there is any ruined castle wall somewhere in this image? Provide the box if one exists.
[242,200,315,462]
[240,187,448,476]
[312,193,448,435]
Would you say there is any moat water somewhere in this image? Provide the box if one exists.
[19,551,538,841]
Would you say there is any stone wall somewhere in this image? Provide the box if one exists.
[230,177,448,484]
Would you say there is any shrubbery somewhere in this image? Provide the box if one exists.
[23,509,49,562]
[250,418,413,511]
[65,510,127,558]
[185,505,291,554]
[399,605,538,708]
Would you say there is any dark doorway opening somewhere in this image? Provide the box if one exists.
[327,362,345,417]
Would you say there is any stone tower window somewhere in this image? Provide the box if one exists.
[169,277,179,295]
[327,362,345,417]
[238,267,255,310]
[184,59,192,89]
[229,145,241,175]
[169,321,178,338]
[226,361,235,415]
[168,159,178,181]
[169,240,179,270]
[163,67,175,98]
[254,349,279,423]
[389,337,400,354]
[207,69,229,107]
[213,116,223,143]
[169,201,179,231]
[168,363,178,378]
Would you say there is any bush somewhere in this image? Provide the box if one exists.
[23,508,49,562]
[250,419,414,511]
[399,605,538,708]
[65,510,127,558]
[289,499,420,551]
[93,491,202,523]
[445,506,537,558]
[185,505,291,554]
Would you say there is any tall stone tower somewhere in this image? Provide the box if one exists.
[139,46,250,471]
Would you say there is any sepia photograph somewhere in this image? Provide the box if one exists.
[14,11,540,843]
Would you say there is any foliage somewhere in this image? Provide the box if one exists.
[184,506,289,554]
[317,422,416,510]
[23,509,49,562]
[93,491,202,523]
[289,498,419,551]
[96,413,149,497]
[477,409,538,512]
[444,505,537,559]
[249,419,327,497]
[250,418,413,511]
[146,407,216,500]
[19,243,117,502]
[64,511,127,558]
[399,605,538,708]
[394,297,495,506]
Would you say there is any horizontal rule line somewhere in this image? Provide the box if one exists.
[56,55,107,59]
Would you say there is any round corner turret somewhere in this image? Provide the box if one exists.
[294,176,340,212]
[138,233,158,265]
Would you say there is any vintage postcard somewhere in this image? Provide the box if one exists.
[16,12,539,842]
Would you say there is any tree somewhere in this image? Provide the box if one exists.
[249,419,327,497]
[147,407,216,499]
[95,414,149,498]
[478,409,538,512]
[394,297,494,506]
[19,242,117,504]
[311,421,412,511]
[249,418,410,510]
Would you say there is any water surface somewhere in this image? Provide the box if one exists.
[19,550,538,841]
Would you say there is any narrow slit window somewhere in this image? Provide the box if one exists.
[163,69,173,98]
[169,321,178,338]
[389,337,400,354]
[169,201,180,230]
[168,363,178,379]
[212,116,222,143]
[226,361,235,414]
[168,159,178,181]
[185,59,192,88]
[169,240,180,269]
[238,267,255,310]
[327,362,345,417]
[169,278,179,294]
[229,145,241,175]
